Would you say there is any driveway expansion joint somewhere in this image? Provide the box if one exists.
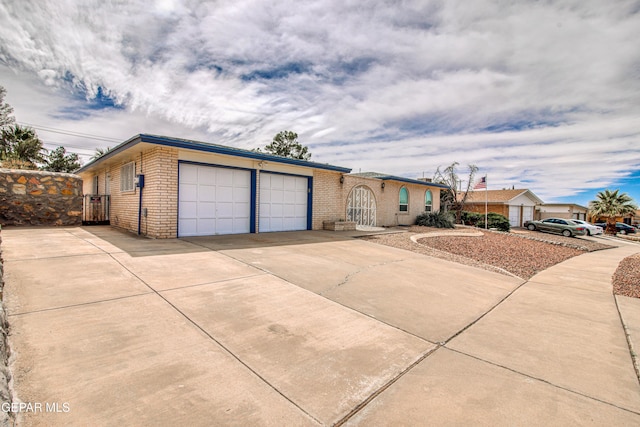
[447,347,640,417]
[334,344,443,426]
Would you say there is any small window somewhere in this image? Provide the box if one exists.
[399,187,408,212]
[120,162,135,192]
[425,190,432,212]
[92,176,99,194]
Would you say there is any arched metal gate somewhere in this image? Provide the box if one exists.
[346,185,376,226]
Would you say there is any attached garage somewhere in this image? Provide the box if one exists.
[259,173,310,232]
[178,163,255,236]
[77,134,352,238]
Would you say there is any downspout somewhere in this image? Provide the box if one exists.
[138,185,143,235]
[137,152,144,236]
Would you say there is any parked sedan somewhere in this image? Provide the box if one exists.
[524,218,587,237]
[570,220,603,236]
[595,222,637,235]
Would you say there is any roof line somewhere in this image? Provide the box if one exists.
[77,134,352,173]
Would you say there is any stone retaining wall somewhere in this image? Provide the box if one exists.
[0,169,83,226]
[0,228,14,426]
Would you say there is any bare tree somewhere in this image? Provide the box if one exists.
[433,162,478,223]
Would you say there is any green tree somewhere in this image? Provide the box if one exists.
[0,85,15,129]
[42,146,81,172]
[0,124,45,169]
[588,189,638,235]
[260,131,311,160]
[433,162,478,224]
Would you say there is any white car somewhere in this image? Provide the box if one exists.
[571,220,603,236]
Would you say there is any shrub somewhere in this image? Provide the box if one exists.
[416,211,455,228]
[461,211,483,226]
[461,211,511,232]
[477,212,511,232]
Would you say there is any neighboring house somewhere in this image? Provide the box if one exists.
[76,134,445,238]
[463,189,544,228]
[538,203,588,221]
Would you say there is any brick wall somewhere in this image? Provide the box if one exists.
[311,170,345,229]
[140,147,179,238]
[0,169,82,226]
[82,147,180,238]
[464,203,509,218]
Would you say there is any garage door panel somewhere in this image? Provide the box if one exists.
[217,169,234,186]
[217,186,233,202]
[284,177,296,190]
[180,183,197,201]
[271,190,284,203]
[294,204,306,216]
[180,166,198,182]
[508,205,520,227]
[235,187,251,201]
[271,176,284,189]
[178,219,197,236]
[271,204,283,217]
[198,202,215,218]
[259,173,309,232]
[198,219,216,234]
[199,186,216,202]
[198,167,217,182]
[295,191,307,204]
[283,190,296,203]
[233,170,249,186]
[178,164,251,236]
[235,202,251,217]
[216,202,233,218]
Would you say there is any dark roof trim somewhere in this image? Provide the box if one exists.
[377,175,449,189]
[77,134,352,173]
[349,171,449,189]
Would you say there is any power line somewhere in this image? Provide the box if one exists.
[17,122,122,143]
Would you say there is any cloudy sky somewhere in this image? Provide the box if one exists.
[1,0,639,205]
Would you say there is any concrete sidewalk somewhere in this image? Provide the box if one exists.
[1,226,639,425]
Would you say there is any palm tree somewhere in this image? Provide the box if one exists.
[589,189,638,235]
[91,146,111,160]
[0,124,45,169]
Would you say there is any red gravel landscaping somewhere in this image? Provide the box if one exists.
[364,226,613,280]
[417,232,591,280]
[613,253,640,298]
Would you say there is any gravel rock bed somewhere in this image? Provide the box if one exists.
[362,226,613,280]
[613,253,640,298]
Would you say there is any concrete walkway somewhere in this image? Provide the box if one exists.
[1,226,639,426]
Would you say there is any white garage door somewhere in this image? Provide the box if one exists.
[179,164,251,236]
[259,173,308,232]
[522,206,534,224]
[508,205,521,227]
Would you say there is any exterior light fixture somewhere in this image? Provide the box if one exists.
[381,182,386,189]
[340,175,344,184]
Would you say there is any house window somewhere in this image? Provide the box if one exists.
[92,176,99,194]
[425,190,432,212]
[399,187,408,212]
[120,162,135,192]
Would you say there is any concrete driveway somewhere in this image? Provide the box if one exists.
[2,226,639,426]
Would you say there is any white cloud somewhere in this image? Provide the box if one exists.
[0,0,639,204]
